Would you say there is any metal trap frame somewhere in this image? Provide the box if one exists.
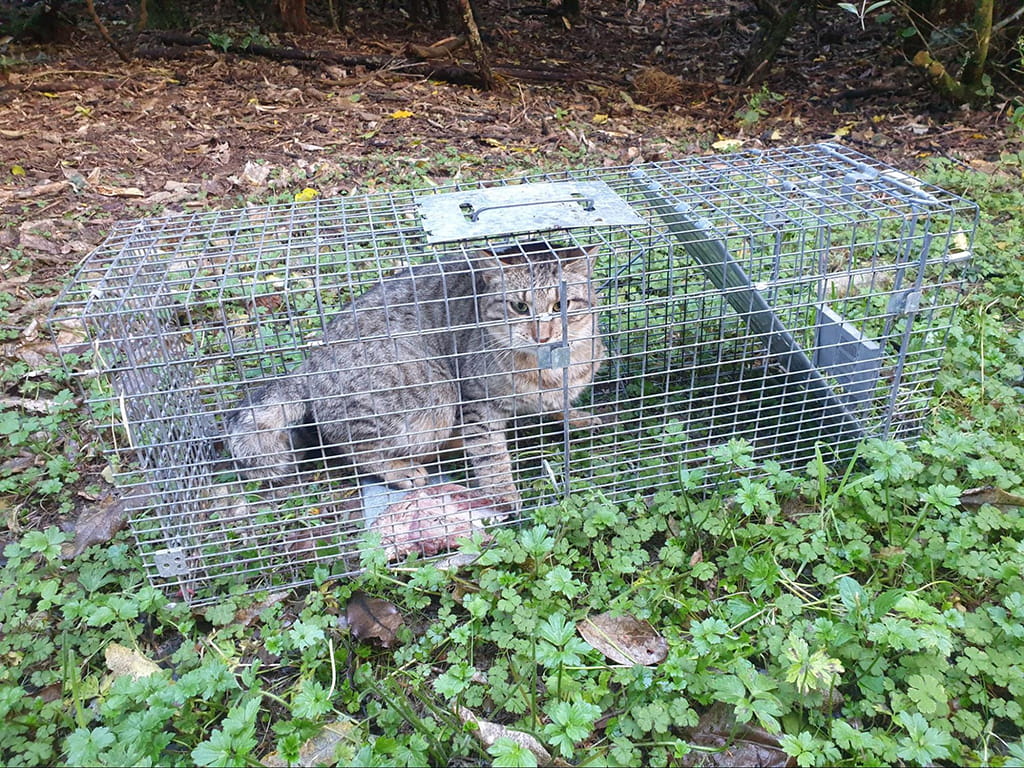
[50,143,977,604]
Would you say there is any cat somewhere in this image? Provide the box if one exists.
[225,241,606,513]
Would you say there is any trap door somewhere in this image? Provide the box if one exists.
[63,236,227,599]
[627,167,870,460]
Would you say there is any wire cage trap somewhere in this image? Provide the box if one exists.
[50,143,977,603]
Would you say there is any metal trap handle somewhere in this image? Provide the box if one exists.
[464,195,595,222]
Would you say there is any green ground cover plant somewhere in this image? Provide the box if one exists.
[1,154,1022,766]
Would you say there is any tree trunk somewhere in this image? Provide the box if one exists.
[735,0,810,84]
[912,0,994,104]
[455,0,495,90]
[278,0,310,33]
[960,0,993,90]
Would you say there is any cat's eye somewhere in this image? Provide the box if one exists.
[509,300,530,315]
[552,299,584,313]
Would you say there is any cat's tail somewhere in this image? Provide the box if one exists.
[226,383,309,482]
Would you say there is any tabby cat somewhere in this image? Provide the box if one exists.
[225,241,605,512]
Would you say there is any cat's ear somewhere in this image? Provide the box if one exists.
[562,245,600,278]
[474,249,520,285]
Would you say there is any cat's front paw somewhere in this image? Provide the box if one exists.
[380,461,430,490]
[567,408,611,430]
[493,485,522,516]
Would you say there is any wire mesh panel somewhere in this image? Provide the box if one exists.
[50,143,977,603]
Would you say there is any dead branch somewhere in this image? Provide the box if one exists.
[993,2,1024,32]
[133,34,584,87]
[84,0,131,62]
[405,35,467,60]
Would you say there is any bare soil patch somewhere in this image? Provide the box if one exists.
[2,3,1018,252]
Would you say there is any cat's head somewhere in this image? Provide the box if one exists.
[474,242,600,350]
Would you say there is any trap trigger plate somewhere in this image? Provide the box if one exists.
[416,180,644,243]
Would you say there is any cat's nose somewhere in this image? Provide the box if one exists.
[534,323,553,344]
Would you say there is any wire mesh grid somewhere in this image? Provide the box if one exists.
[50,143,977,603]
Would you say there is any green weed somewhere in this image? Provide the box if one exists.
[1,156,1023,766]
[735,86,784,128]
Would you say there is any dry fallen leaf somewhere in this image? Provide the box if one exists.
[141,181,198,206]
[679,702,791,767]
[18,232,61,254]
[6,339,59,369]
[233,590,291,628]
[960,486,1024,508]
[105,642,161,681]
[61,492,130,559]
[34,683,62,703]
[346,591,404,648]
[1,454,36,476]
[239,160,271,186]
[93,184,146,198]
[711,138,744,151]
[11,179,70,200]
[252,293,284,312]
[262,718,359,767]
[456,706,552,766]
[577,612,668,666]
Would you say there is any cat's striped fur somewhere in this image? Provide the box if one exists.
[226,242,605,512]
